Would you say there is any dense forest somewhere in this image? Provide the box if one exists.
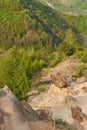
[0,0,68,48]
[0,0,87,48]
[0,0,87,99]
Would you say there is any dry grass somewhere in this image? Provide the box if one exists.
[82,87,87,93]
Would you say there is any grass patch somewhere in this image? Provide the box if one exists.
[37,87,48,93]
[51,119,77,130]
[82,87,87,93]
[72,64,87,78]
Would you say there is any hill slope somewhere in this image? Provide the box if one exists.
[38,0,87,15]
[0,0,87,48]
[0,0,70,48]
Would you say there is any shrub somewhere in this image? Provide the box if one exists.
[58,29,81,57]
[72,65,87,78]
[51,119,77,130]
[49,52,64,67]
[0,46,46,100]
[76,48,87,63]
[37,87,47,93]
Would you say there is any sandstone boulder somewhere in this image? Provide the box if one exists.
[0,86,57,130]
[50,74,68,88]
[71,106,87,123]
[0,86,39,130]
[36,109,52,120]
[0,86,39,121]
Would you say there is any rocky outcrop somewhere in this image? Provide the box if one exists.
[50,74,68,88]
[28,58,87,128]
[0,86,39,121]
[71,106,87,130]
[0,86,57,130]
[0,86,38,130]
[0,108,13,130]
[27,89,39,96]
[66,87,78,95]
[36,109,52,120]
[71,106,87,123]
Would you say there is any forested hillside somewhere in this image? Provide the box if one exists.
[0,0,87,49]
[0,0,69,48]
[0,0,87,100]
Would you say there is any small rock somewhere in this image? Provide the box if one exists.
[27,90,39,96]
[63,96,77,104]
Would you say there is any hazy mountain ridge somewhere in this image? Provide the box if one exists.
[38,0,87,15]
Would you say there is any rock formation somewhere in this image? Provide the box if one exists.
[67,87,78,96]
[0,86,39,121]
[0,108,13,130]
[64,96,77,104]
[0,86,39,130]
[71,106,87,123]
[50,74,68,88]
[36,109,52,120]
[0,86,56,130]
[28,58,87,129]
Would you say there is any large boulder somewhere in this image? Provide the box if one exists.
[0,86,57,130]
[71,106,87,123]
[0,86,39,121]
[0,86,38,130]
[50,74,69,89]
[0,108,13,130]
[71,106,87,130]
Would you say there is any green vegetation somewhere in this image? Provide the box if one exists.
[0,0,69,48]
[51,119,77,130]
[63,14,87,35]
[0,40,85,99]
[82,87,87,93]
[0,0,87,100]
[72,65,87,78]
[37,87,47,93]
[0,46,46,99]
[58,29,81,56]
[0,45,65,99]
[76,48,87,63]
[0,0,87,49]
